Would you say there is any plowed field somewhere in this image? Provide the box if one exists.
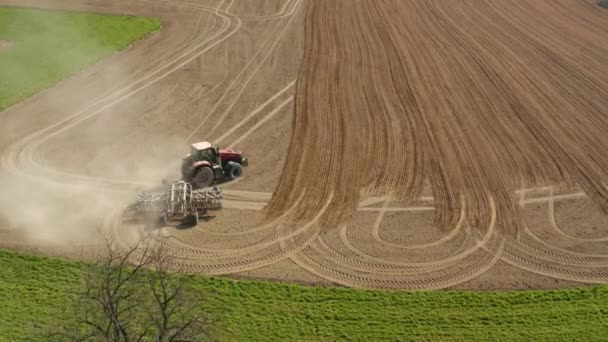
[1,0,608,290]
[269,0,608,234]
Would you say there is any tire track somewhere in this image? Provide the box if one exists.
[214,80,295,146]
[370,196,464,250]
[547,188,608,243]
[305,231,503,278]
[109,193,334,275]
[500,246,608,284]
[187,0,303,142]
[288,236,504,290]
[336,195,498,268]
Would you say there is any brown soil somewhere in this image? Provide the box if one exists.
[268,0,608,234]
[0,0,607,291]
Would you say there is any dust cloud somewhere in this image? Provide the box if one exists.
[0,6,174,246]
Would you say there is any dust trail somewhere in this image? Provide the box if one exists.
[0,6,167,245]
[267,0,608,233]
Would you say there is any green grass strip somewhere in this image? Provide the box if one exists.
[0,249,606,341]
[0,6,160,110]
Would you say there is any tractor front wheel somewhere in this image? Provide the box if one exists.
[192,166,214,189]
[226,162,243,181]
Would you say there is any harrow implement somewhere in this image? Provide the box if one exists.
[126,181,222,225]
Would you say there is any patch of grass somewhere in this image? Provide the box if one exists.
[0,6,160,110]
[1,249,607,341]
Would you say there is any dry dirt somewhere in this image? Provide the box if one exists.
[0,0,607,290]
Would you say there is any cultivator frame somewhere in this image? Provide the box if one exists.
[129,181,222,225]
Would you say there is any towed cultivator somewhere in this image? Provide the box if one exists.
[126,181,222,225]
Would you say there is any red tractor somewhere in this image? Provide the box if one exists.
[181,142,248,189]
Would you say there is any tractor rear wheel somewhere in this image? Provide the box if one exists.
[226,162,243,181]
[192,166,214,189]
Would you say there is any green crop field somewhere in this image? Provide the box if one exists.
[1,250,607,341]
[0,6,160,111]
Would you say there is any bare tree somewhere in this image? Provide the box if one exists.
[145,244,212,342]
[65,238,213,341]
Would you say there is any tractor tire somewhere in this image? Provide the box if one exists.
[226,162,243,181]
[192,166,214,189]
[188,212,199,226]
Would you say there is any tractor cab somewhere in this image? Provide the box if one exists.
[190,142,220,165]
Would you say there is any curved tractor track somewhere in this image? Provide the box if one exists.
[1,0,608,290]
